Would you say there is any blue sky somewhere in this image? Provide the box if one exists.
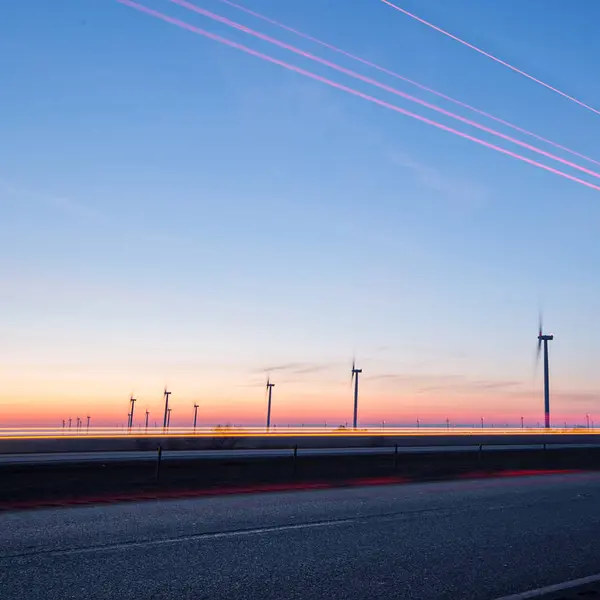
[2,0,600,427]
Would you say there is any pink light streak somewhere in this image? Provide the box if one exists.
[116,0,600,193]
[381,0,600,117]
[212,0,600,168]
[171,0,600,182]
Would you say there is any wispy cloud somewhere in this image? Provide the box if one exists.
[0,178,105,222]
[388,151,489,208]
[254,362,336,376]
[366,371,525,395]
[418,378,525,394]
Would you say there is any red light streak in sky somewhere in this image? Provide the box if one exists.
[212,0,600,168]
[117,0,600,193]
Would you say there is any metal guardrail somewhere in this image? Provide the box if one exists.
[2,442,600,466]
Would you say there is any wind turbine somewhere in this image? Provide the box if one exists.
[537,316,554,429]
[162,388,171,430]
[129,396,136,429]
[193,403,199,430]
[351,360,362,429]
[167,407,172,429]
[145,410,149,431]
[266,378,275,430]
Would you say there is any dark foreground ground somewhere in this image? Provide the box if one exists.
[2,472,600,599]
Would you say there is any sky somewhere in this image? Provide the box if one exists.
[2,0,600,428]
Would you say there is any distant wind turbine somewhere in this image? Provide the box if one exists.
[536,315,554,429]
[129,396,136,429]
[351,360,362,429]
[163,388,171,430]
[266,378,275,430]
[193,403,199,430]
[145,410,149,431]
[167,407,172,429]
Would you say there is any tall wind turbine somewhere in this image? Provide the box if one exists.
[129,396,136,429]
[266,378,275,430]
[537,316,554,429]
[351,360,362,429]
[162,388,171,430]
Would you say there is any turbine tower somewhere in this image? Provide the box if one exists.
[351,360,362,429]
[162,388,171,430]
[193,403,199,430]
[266,378,275,430]
[129,396,136,429]
[537,317,554,429]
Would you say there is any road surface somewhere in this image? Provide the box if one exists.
[2,473,600,599]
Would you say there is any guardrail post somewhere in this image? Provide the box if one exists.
[155,445,163,483]
[292,445,298,476]
[393,444,398,471]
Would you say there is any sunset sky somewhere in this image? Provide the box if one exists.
[2,0,600,428]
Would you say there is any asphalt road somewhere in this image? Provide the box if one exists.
[3,443,600,465]
[2,473,600,599]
